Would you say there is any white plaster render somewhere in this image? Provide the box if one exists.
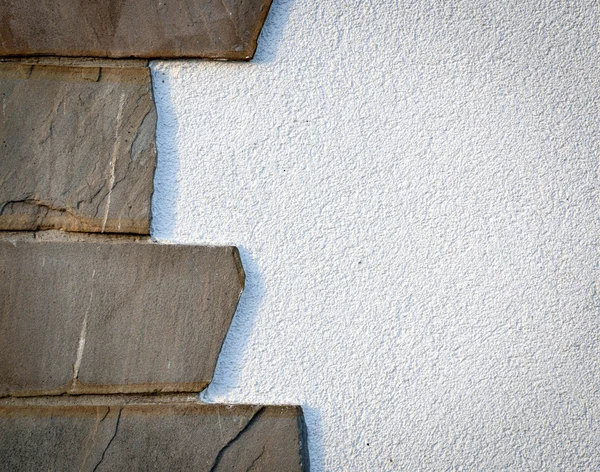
[151,1,600,470]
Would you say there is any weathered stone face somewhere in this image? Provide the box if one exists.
[0,61,156,234]
[0,401,308,471]
[0,0,273,60]
[0,232,245,397]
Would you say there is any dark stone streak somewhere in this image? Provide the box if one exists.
[0,198,79,218]
[129,108,154,160]
[92,407,122,472]
[246,444,267,472]
[209,406,266,472]
[79,407,111,470]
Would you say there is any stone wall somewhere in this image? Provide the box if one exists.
[0,2,309,470]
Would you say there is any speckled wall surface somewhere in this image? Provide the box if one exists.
[150,1,600,470]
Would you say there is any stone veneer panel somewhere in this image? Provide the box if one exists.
[0,401,308,471]
[0,0,273,60]
[0,232,245,397]
[0,61,156,234]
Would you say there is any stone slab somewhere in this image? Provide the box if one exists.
[0,56,149,68]
[0,0,273,60]
[0,232,245,396]
[0,402,308,471]
[0,61,156,234]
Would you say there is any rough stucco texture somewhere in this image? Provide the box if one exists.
[150,1,600,470]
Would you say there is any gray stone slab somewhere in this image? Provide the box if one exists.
[0,61,156,234]
[0,0,273,60]
[0,232,244,396]
[0,402,308,471]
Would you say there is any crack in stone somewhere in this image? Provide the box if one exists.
[246,444,266,472]
[38,94,68,146]
[129,107,154,162]
[92,407,122,472]
[84,184,106,215]
[0,198,79,218]
[209,406,265,472]
[79,406,110,472]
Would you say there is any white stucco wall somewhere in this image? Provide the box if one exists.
[150,1,600,470]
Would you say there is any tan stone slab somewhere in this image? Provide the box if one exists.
[0,0,273,60]
[0,61,156,234]
[0,402,308,471]
[0,233,245,396]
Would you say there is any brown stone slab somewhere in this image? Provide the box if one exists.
[0,402,308,471]
[0,232,245,396]
[0,61,156,234]
[0,0,273,60]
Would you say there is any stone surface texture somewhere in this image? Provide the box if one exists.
[0,56,149,68]
[0,401,308,471]
[0,0,273,60]
[0,61,156,234]
[0,232,244,397]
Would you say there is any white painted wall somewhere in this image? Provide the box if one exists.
[150,1,600,470]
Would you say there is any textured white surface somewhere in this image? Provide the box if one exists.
[151,1,600,470]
